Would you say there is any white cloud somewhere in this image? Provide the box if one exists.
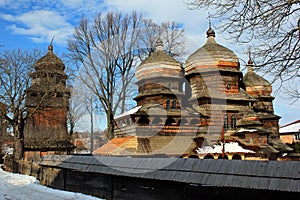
[1,10,73,45]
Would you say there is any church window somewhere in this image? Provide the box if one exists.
[166,100,170,109]
[218,154,228,159]
[188,155,199,159]
[204,154,214,159]
[137,116,149,125]
[224,114,228,130]
[232,154,242,160]
[226,83,232,90]
[165,117,175,125]
[231,115,236,129]
[171,100,176,109]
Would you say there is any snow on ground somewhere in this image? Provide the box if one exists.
[0,166,103,200]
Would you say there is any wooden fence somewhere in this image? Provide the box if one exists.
[38,155,300,200]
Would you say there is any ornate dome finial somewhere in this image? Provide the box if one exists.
[247,49,254,72]
[206,15,215,38]
[48,36,55,52]
[156,38,163,51]
[48,45,53,51]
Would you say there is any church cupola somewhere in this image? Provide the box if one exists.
[184,26,239,76]
[243,58,272,97]
[134,39,184,107]
[135,39,182,81]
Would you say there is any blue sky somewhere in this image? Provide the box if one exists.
[0,0,299,129]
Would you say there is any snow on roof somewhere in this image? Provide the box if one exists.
[114,106,142,119]
[237,128,257,133]
[196,142,255,154]
[280,120,300,133]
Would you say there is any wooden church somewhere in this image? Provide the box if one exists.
[94,26,292,160]
[23,45,74,162]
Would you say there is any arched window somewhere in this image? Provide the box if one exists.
[231,115,236,129]
[204,154,214,159]
[171,100,176,109]
[224,114,228,130]
[188,155,199,159]
[137,116,149,125]
[232,154,242,160]
[165,117,175,125]
[218,154,228,159]
[166,100,170,109]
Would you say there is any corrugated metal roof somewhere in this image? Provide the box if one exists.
[39,155,300,193]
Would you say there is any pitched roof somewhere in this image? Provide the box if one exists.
[40,155,300,192]
[93,136,135,155]
[243,60,271,87]
[280,120,300,133]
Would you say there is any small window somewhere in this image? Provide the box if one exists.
[166,100,170,109]
[204,154,214,159]
[224,114,228,130]
[226,83,232,90]
[137,116,149,125]
[232,154,242,160]
[165,117,175,125]
[218,154,228,159]
[171,100,176,109]
[231,115,236,129]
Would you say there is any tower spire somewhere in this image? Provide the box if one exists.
[156,38,163,51]
[206,13,215,38]
[48,36,54,52]
[247,48,254,72]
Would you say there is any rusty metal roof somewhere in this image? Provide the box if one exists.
[39,155,300,193]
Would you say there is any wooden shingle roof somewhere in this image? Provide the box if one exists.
[40,155,300,193]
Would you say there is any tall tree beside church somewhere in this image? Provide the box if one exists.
[68,11,185,139]
[185,0,300,97]
[0,49,42,159]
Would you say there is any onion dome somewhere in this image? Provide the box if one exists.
[184,26,239,75]
[243,58,272,96]
[135,40,182,81]
[34,45,65,72]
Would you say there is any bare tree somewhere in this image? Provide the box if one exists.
[0,49,42,159]
[185,0,300,96]
[67,87,86,136]
[68,11,185,139]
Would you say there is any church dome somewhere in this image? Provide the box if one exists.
[184,27,239,75]
[135,40,182,81]
[243,58,272,96]
[34,45,65,72]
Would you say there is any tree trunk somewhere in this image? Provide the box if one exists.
[106,111,114,140]
[14,138,24,160]
[14,115,25,160]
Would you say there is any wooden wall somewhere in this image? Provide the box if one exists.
[40,166,300,200]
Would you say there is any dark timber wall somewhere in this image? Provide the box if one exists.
[39,155,300,200]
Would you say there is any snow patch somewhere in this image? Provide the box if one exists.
[196,142,255,154]
[0,166,103,200]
